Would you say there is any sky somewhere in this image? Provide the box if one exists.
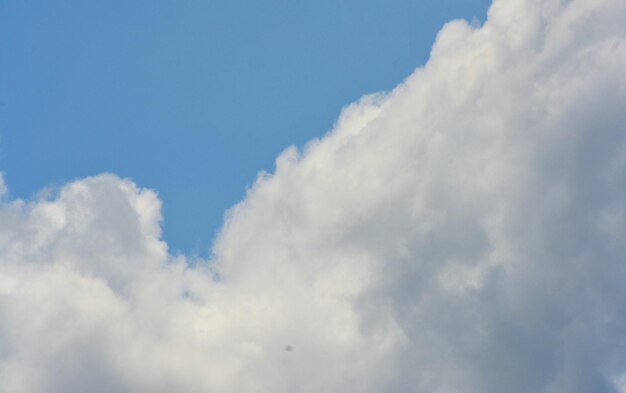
[2,0,626,392]
[0,0,491,255]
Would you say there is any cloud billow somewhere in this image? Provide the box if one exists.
[1,0,626,392]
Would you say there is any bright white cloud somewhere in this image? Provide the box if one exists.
[2,0,626,391]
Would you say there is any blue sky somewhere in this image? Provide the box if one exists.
[2,1,626,391]
[1,0,491,255]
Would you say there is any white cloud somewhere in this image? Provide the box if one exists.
[0,173,6,198]
[2,0,626,391]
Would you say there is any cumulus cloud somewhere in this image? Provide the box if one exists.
[2,0,626,391]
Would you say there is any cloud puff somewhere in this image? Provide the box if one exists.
[2,0,626,391]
